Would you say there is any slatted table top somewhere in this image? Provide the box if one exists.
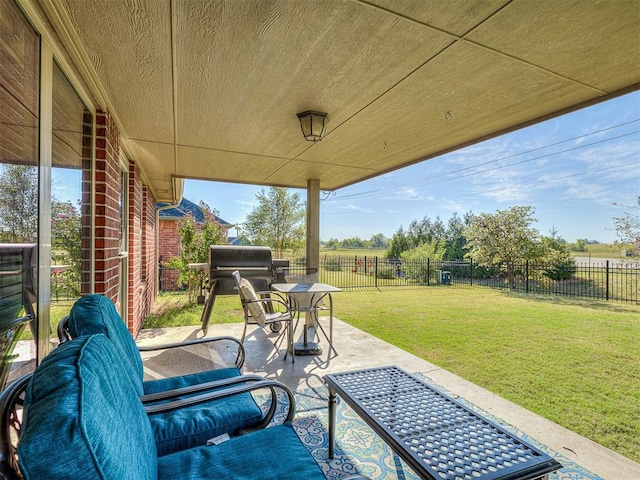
[324,366,562,480]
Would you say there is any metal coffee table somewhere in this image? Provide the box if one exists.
[324,366,562,480]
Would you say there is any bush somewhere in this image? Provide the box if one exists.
[324,257,342,271]
[375,266,396,279]
[400,242,445,283]
[471,264,502,280]
[543,260,577,281]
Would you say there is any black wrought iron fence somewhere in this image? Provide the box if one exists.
[311,256,639,303]
[159,257,639,303]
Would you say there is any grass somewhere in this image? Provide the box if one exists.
[17,300,76,341]
[336,287,640,463]
[145,286,640,463]
[143,292,244,329]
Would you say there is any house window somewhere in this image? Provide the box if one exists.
[51,61,92,308]
[0,0,40,381]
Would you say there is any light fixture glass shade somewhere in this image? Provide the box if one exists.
[297,111,328,142]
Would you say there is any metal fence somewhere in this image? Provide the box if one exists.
[159,256,640,303]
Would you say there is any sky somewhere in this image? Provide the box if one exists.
[185,91,639,244]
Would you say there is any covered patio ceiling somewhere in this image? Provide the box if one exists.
[39,0,640,203]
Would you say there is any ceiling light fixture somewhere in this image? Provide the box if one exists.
[296,111,328,142]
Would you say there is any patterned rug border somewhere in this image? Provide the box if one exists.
[261,374,602,480]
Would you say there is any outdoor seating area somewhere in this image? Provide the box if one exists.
[1,0,639,478]
[2,295,639,479]
[1,296,370,479]
[4,335,328,480]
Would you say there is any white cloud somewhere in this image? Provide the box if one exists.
[343,204,375,213]
[385,186,434,201]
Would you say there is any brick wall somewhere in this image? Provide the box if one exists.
[94,111,121,301]
[93,110,157,336]
[158,219,180,290]
[127,160,142,331]
[140,185,156,320]
[81,111,93,294]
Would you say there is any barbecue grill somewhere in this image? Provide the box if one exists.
[200,245,288,334]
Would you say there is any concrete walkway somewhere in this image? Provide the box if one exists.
[135,317,640,480]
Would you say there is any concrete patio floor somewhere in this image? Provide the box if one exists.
[135,316,640,480]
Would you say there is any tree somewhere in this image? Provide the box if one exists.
[463,206,542,289]
[444,212,471,260]
[386,226,411,258]
[341,236,364,248]
[51,200,82,297]
[243,187,305,257]
[613,195,640,258]
[324,238,340,250]
[368,233,389,249]
[571,238,588,252]
[0,164,38,242]
[400,241,446,282]
[387,212,470,260]
[164,203,228,302]
[539,232,575,281]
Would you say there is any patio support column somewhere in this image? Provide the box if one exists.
[306,179,320,274]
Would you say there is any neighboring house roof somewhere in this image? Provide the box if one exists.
[157,198,232,226]
[228,236,250,246]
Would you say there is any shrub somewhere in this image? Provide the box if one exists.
[400,242,445,282]
[543,259,577,281]
[324,256,342,271]
[375,266,396,279]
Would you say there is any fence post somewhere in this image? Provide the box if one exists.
[526,260,529,293]
[372,256,376,288]
[606,260,609,301]
[427,258,430,286]
[470,258,473,286]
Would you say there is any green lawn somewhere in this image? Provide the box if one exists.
[146,287,640,462]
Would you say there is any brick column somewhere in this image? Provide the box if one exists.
[81,111,93,294]
[93,111,121,301]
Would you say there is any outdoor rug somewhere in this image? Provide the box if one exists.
[261,374,602,480]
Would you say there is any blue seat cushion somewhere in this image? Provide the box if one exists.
[145,368,263,456]
[157,423,326,480]
[18,335,157,480]
[68,294,145,394]
[142,366,243,394]
[68,296,262,456]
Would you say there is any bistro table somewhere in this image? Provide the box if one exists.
[271,282,341,355]
[324,366,562,480]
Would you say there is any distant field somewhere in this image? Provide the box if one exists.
[572,243,632,259]
[317,245,630,260]
[319,248,386,258]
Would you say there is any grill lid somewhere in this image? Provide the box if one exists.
[209,245,273,295]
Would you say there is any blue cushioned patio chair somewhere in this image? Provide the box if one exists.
[56,295,286,455]
[0,336,372,479]
[5,335,319,480]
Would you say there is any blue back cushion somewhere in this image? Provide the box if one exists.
[68,294,144,394]
[18,335,157,480]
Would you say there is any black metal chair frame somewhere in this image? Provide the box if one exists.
[0,372,297,480]
[0,373,30,479]
[57,316,247,370]
[232,270,295,362]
